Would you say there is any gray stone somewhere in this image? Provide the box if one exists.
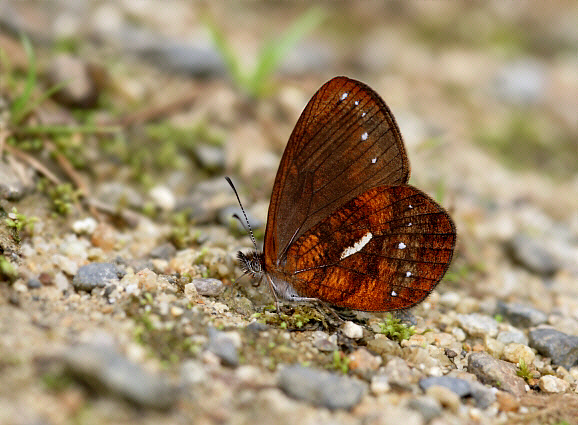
[207,328,239,367]
[469,381,497,409]
[407,396,442,423]
[27,278,42,289]
[193,144,225,172]
[419,376,471,397]
[496,301,548,328]
[467,352,526,396]
[278,365,366,410]
[72,263,123,291]
[456,313,499,338]
[149,243,177,260]
[529,328,578,370]
[193,278,225,297]
[497,330,529,345]
[63,343,178,409]
[46,54,100,108]
[508,234,558,275]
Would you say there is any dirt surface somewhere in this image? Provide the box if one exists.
[1,2,577,425]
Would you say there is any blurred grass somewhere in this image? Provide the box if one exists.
[207,6,325,98]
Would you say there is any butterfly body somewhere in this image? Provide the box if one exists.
[237,77,456,312]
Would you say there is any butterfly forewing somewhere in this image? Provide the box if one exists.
[265,77,410,266]
[275,185,456,311]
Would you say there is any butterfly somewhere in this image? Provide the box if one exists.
[231,76,456,312]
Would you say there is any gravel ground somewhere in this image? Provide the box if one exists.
[1,2,577,425]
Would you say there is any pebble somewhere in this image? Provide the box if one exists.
[193,278,225,296]
[406,396,442,423]
[425,385,461,413]
[193,144,226,172]
[419,376,471,397]
[27,278,42,289]
[348,348,382,373]
[538,375,571,393]
[467,352,526,396]
[72,217,98,235]
[46,54,100,108]
[456,313,499,338]
[502,343,535,365]
[370,374,390,395]
[149,243,177,260]
[206,328,239,367]
[63,343,178,409]
[277,365,366,410]
[72,262,123,292]
[508,234,558,275]
[496,301,548,328]
[529,328,578,370]
[495,390,520,412]
[438,291,461,308]
[468,381,497,409]
[383,357,417,389]
[342,321,364,339]
[497,329,529,345]
[149,185,176,212]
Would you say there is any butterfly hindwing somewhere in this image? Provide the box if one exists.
[275,185,456,311]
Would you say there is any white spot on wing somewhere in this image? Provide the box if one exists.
[354,100,359,106]
[340,232,373,260]
[407,222,412,227]
[361,132,368,141]
[340,92,348,100]
[408,204,413,209]
[405,271,412,277]
[371,157,377,164]
[397,242,407,249]
[361,112,366,117]
[391,290,398,297]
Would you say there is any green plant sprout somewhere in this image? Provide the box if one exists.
[378,313,416,342]
[207,7,325,98]
[4,207,38,242]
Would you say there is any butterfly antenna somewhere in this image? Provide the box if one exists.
[225,176,258,250]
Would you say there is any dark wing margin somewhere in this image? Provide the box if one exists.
[264,77,410,267]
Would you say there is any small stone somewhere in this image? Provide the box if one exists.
[496,301,548,328]
[407,396,442,422]
[538,375,571,393]
[63,343,178,409]
[469,381,497,409]
[72,263,122,291]
[425,385,461,413]
[312,332,338,352]
[149,186,176,212]
[170,306,184,317]
[508,234,558,275]
[467,352,526,396]
[502,343,535,365]
[278,365,366,410]
[342,321,363,339]
[184,282,199,300]
[419,376,471,397]
[193,278,224,296]
[529,328,578,370]
[91,223,117,251]
[72,217,98,235]
[27,278,42,289]
[370,374,390,395]
[348,348,382,373]
[497,329,529,345]
[495,390,519,412]
[456,313,499,338]
[150,243,177,260]
[193,144,225,172]
[383,357,417,388]
[484,337,505,358]
[439,291,461,308]
[245,321,269,332]
[206,328,239,367]
[47,54,100,108]
[366,337,404,357]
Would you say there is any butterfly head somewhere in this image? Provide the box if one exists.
[237,250,265,278]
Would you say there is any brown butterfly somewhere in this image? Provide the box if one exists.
[231,76,456,312]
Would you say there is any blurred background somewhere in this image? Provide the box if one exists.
[1,1,578,423]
